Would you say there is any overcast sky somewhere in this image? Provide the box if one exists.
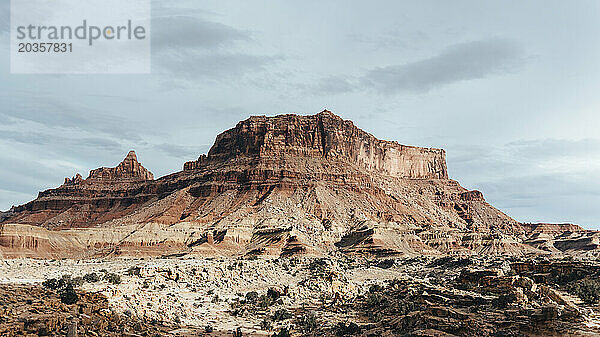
[1,1,599,228]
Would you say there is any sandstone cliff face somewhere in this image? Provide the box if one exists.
[0,111,538,258]
[186,111,447,179]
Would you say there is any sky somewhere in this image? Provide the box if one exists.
[0,1,599,228]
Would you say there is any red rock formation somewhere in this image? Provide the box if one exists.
[4,151,155,229]
[63,173,83,186]
[0,207,13,223]
[183,154,207,171]
[2,111,530,258]
[185,110,448,179]
[521,223,585,234]
[460,190,485,201]
[88,150,154,181]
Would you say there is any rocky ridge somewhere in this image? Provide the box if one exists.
[521,223,585,234]
[0,208,13,223]
[0,111,593,258]
[5,150,155,230]
[88,150,154,182]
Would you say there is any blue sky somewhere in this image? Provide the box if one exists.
[1,1,599,228]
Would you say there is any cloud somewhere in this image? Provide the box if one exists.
[152,16,249,50]
[0,189,32,211]
[153,143,200,159]
[503,138,600,176]
[310,76,356,95]
[0,152,76,196]
[306,38,526,95]
[0,130,123,154]
[447,138,600,228]
[0,95,144,142]
[506,138,600,161]
[0,113,14,125]
[448,138,600,184]
[348,29,429,52]
[149,13,280,81]
[477,172,600,227]
[0,2,8,36]
[362,38,525,93]
[154,52,281,80]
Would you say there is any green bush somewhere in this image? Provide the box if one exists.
[308,258,328,275]
[260,318,273,331]
[127,267,141,276]
[245,291,259,303]
[42,275,76,290]
[369,284,384,293]
[271,327,290,337]
[568,278,600,304]
[395,299,417,316]
[70,276,84,287]
[257,294,275,308]
[335,322,361,336]
[297,311,317,332]
[59,285,78,305]
[105,273,121,285]
[365,292,387,309]
[272,308,292,321]
[83,272,100,283]
[377,259,395,269]
[267,288,282,300]
[42,278,61,290]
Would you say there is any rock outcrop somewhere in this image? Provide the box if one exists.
[0,208,13,223]
[88,150,154,181]
[0,285,173,336]
[0,110,584,258]
[523,224,600,257]
[521,223,585,234]
[184,111,447,179]
[4,150,156,229]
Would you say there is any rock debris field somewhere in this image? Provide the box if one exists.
[2,255,600,336]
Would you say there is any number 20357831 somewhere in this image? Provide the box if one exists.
[18,43,73,53]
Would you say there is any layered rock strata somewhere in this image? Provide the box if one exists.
[521,223,585,234]
[0,111,563,258]
[185,111,448,179]
[5,150,155,229]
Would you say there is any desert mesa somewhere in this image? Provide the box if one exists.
[1,110,596,259]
